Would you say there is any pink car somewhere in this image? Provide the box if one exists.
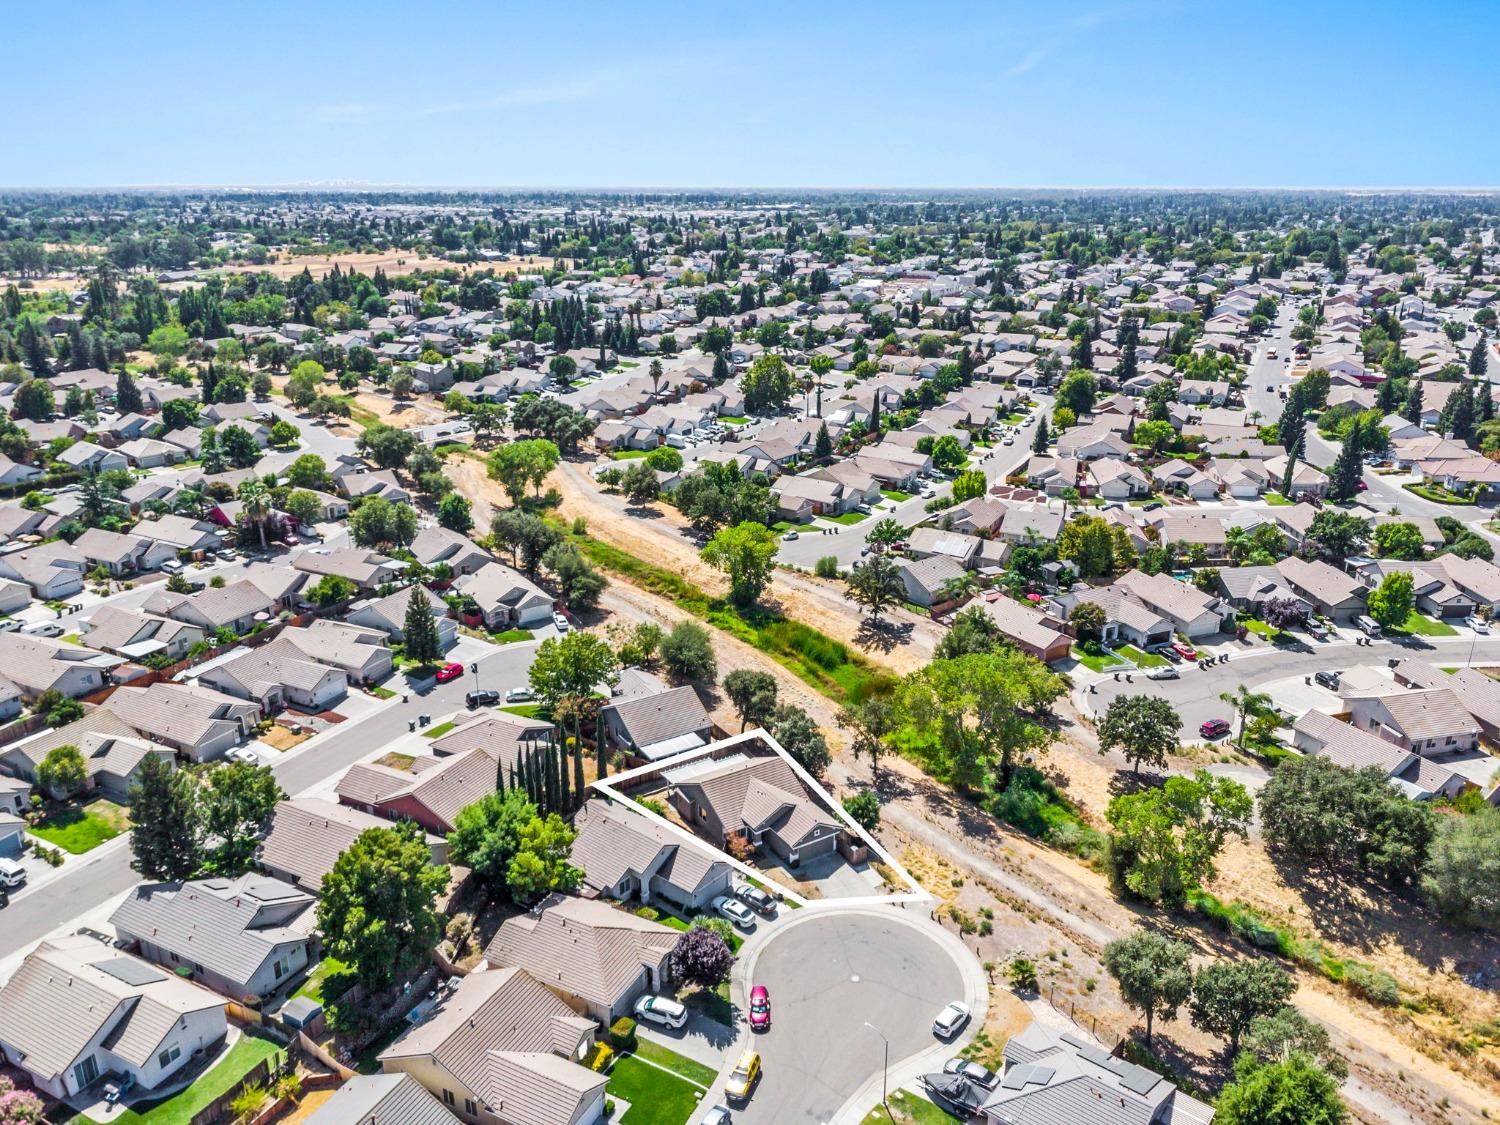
[748,985,771,1031]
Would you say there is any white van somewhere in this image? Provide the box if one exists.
[1355,615,1382,638]
[0,857,26,889]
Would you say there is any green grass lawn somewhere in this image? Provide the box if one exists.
[880,489,913,502]
[491,628,535,643]
[719,414,749,424]
[608,1049,707,1125]
[629,1038,717,1087]
[85,1034,283,1125]
[1117,643,1167,667]
[824,510,868,525]
[1396,610,1458,637]
[369,685,397,699]
[612,449,651,460]
[1241,617,1291,643]
[501,703,548,719]
[1072,646,1126,672]
[29,799,129,854]
[1263,492,1293,506]
[423,720,458,738]
[294,956,354,1005]
[860,1087,959,1124]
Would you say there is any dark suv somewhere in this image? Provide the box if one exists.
[465,689,500,708]
[1313,670,1340,690]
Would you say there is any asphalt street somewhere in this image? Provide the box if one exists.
[0,640,540,959]
[727,910,966,1125]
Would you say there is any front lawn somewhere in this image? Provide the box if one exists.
[861,1087,959,1124]
[87,1033,283,1125]
[719,414,749,424]
[294,956,354,1005]
[501,703,548,719]
[1403,482,1474,505]
[612,450,651,460]
[1071,646,1126,673]
[608,1048,707,1125]
[880,489,913,502]
[1395,611,1458,637]
[423,720,458,738]
[29,799,129,854]
[1262,492,1293,506]
[629,1039,717,1087]
[1241,617,1291,643]
[824,511,868,525]
[491,628,534,643]
[1116,643,1167,667]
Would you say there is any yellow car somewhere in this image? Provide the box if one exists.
[725,1048,761,1102]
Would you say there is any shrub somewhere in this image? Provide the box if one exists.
[813,555,839,578]
[230,1083,268,1119]
[608,1016,637,1048]
[1006,957,1039,991]
[633,906,661,922]
[586,1042,615,1072]
[1344,964,1400,1006]
[273,1074,302,1102]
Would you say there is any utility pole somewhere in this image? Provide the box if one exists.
[863,1021,890,1113]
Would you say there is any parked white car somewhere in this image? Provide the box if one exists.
[712,895,757,931]
[634,994,688,1029]
[1469,617,1491,634]
[933,1000,971,1039]
[225,747,261,766]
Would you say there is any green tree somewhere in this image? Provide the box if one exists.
[1069,601,1106,646]
[619,460,660,505]
[867,517,906,549]
[34,744,87,798]
[544,543,606,612]
[219,424,261,468]
[1420,805,1500,929]
[146,323,189,361]
[236,478,273,551]
[282,489,322,528]
[307,574,356,606]
[449,789,537,889]
[1134,419,1176,453]
[659,621,717,682]
[318,823,450,990]
[403,589,443,665]
[200,762,284,871]
[846,554,904,624]
[437,492,473,533]
[128,754,203,881]
[285,360,325,407]
[487,438,560,504]
[1189,958,1296,1054]
[1058,515,1115,578]
[769,703,831,778]
[1305,510,1371,560]
[1097,696,1181,776]
[1219,684,1274,752]
[1102,931,1194,1049]
[935,604,1010,659]
[1215,1054,1347,1125]
[115,369,144,414]
[1371,521,1425,560]
[490,509,561,577]
[1106,770,1252,907]
[930,434,965,470]
[1056,370,1098,415]
[838,696,896,787]
[701,521,779,606]
[358,423,417,470]
[1325,418,1364,501]
[505,813,582,903]
[722,669,778,730]
[1367,569,1414,630]
[742,353,795,414]
[529,632,619,709]
[950,469,987,501]
[1243,1007,1348,1080]
[842,790,881,831]
[12,378,54,421]
[286,453,329,490]
[1030,413,1049,453]
[349,496,418,550]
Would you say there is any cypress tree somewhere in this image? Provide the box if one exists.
[1031,413,1049,454]
[1280,435,1302,499]
[1327,418,1364,501]
[573,737,586,810]
[596,709,608,780]
[1275,388,1305,450]
[555,723,570,810]
[1470,332,1487,376]
[1402,380,1423,425]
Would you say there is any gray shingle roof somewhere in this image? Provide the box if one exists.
[305,1074,460,1125]
[570,798,725,900]
[603,685,712,752]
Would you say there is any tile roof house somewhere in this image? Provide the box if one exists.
[293,548,404,591]
[1293,709,1470,802]
[143,579,276,634]
[0,540,87,599]
[103,681,261,761]
[195,635,350,712]
[72,528,178,576]
[600,685,715,762]
[410,527,493,576]
[1344,684,1481,756]
[977,1022,1214,1125]
[1275,556,1367,621]
[569,798,731,913]
[668,751,842,867]
[4,719,174,801]
[429,712,555,771]
[347,585,458,651]
[0,935,228,1100]
[484,894,681,1025]
[305,1073,462,1125]
[1111,569,1232,639]
[337,749,499,835]
[977,597,1072,663]
[900,555,970,608]
[377,967,605,1125]
[110,873,317,1003]
[257,798,448,894]
[454,562,555,630]
[0,630,122,701]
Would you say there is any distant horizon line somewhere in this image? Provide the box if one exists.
[5,182,1500,195]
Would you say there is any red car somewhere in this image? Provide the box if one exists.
[748,985,771,1031]
[1200,718,1231,739]
[435,662,465,683]
[1171,643,1198,661]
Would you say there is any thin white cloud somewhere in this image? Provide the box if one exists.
[1007,47,1051,76]
[312,102,376,123]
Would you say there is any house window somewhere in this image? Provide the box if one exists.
[273,959,285,980]
[158,1044,180,1068]
[443,1090,455,1106]
[465,1099,477,1116]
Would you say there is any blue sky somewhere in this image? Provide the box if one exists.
[5,0,1498,188]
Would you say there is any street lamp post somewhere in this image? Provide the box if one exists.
[863,1021,890,1113]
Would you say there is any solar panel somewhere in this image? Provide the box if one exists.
[92,957,166,986]
[1001,1066,1030,1090]
[1120,1064,1163,1095]
[1028,1065,1055,1085]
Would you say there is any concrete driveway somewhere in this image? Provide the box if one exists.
[714,907,981,1125]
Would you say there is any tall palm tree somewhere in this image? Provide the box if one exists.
[236,479,272,552]
[1219,684,1273,750]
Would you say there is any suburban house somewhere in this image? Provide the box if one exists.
[143,579,276,636]
[428,712,555,769]
[410,527,493,576]
[1112,569,1232,639]
[0,631,121,701]
[348,585,458,651]
[454,562,555,630]
[305,1074,461,1125]
[972,1022,1214,1125]
[377,967,606,1125]
[1275,556,1367,622]
[196,635,351,712]
[0,811,24,858]
[82,604,206,661]
[668,751,843,868]
[257,798,448,895]
[0,935,228,1101]
[72,528,178,576]
[569,797,732,913]
[0,541,88,599]
[2,716,174,802]
[109,873,317,1004]
[1089,458,1152,499]
[899,554,970,609]
[293,548,405,592]
[1293,710,1470,802]
[337,748,499,835]
[483,894,680,1025]
[976,597,1072,663]
[103,681,261,761]
[1344,684,1482,757]
[599,685,715,761]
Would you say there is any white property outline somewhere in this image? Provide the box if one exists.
[590,727,930,910]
